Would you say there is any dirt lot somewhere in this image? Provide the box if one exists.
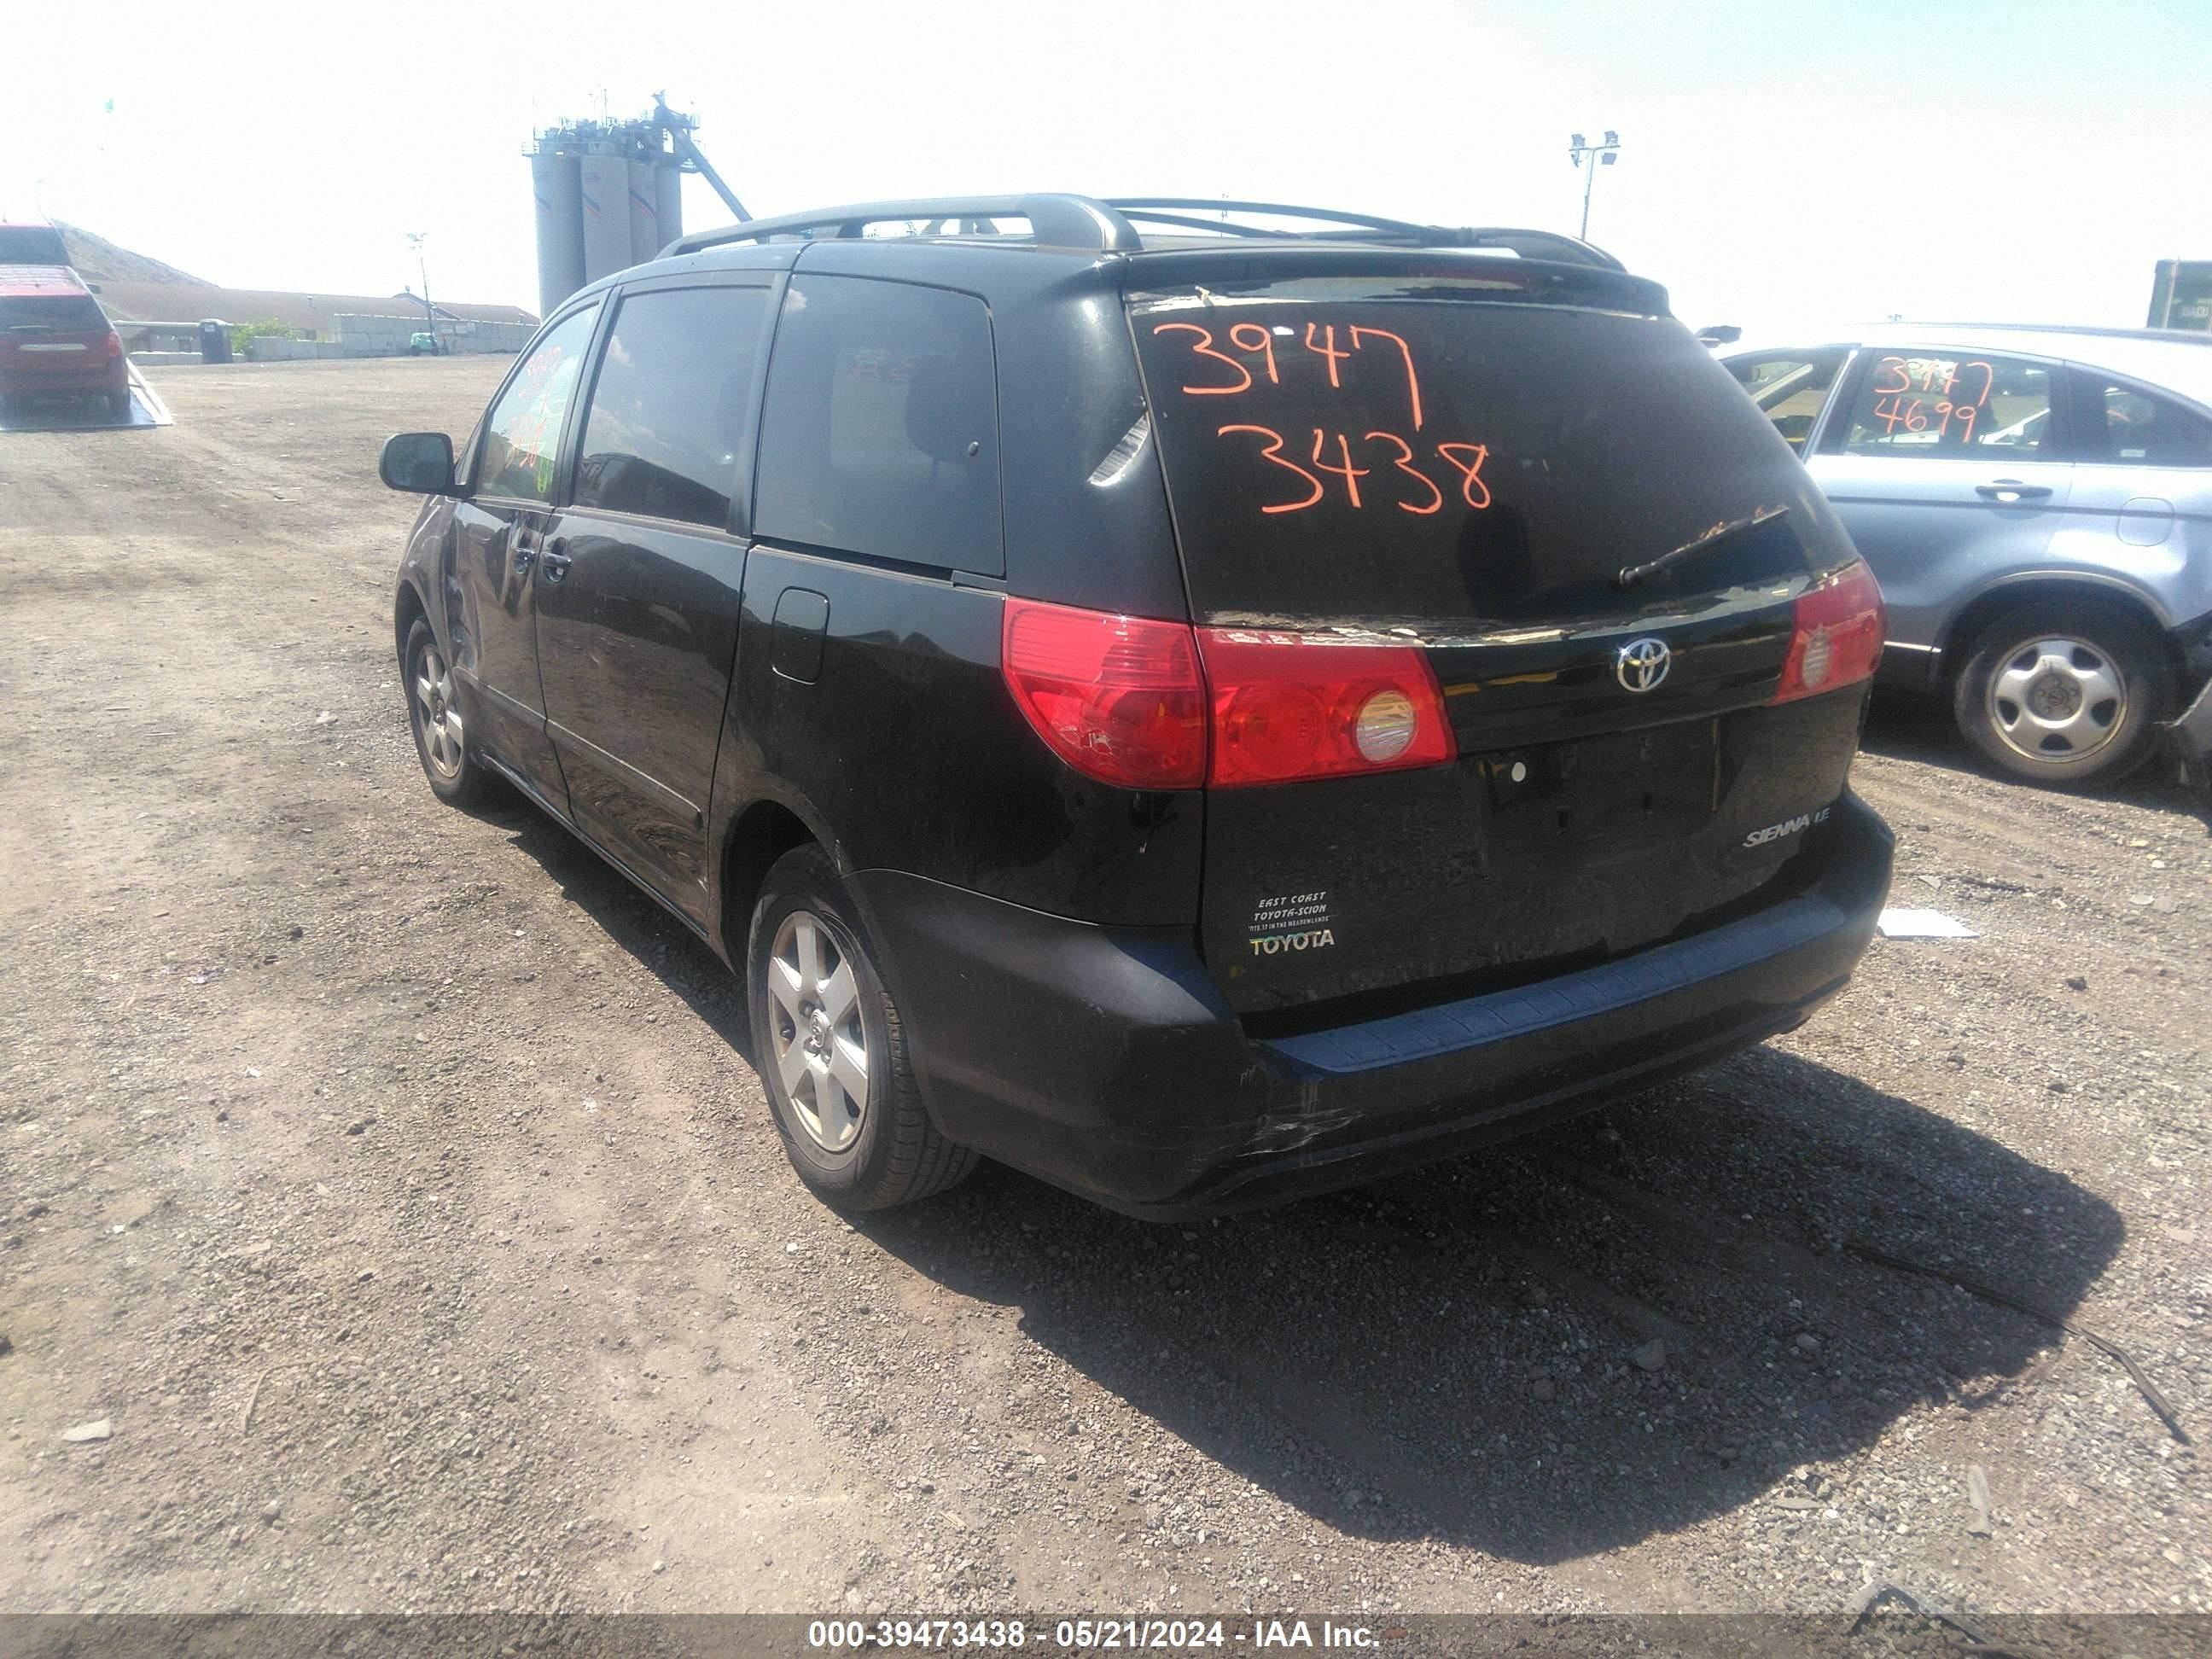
[2,357,2208,1621]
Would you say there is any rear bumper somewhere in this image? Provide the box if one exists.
[0,359,126,396]
[854,792,1894,1220]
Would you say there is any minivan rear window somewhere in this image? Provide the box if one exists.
[0,295,105,332]
[1129,282,1808,626]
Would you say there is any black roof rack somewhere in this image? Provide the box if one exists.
[661,193,1624,271]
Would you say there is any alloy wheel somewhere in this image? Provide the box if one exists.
[765,910,870,1153]
[413,643,464,779]
[1985,636,2127,768]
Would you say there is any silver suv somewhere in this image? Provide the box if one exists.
[1724,325,2212,786]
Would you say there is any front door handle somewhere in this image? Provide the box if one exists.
[1976,479,2053,504]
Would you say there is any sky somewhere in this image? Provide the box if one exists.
[3,0,2207,341]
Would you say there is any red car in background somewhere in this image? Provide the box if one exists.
[1,265,129,417]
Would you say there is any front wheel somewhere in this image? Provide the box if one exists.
[1951,602,2168,787]
[402,618,499,807]
[747,845,976,1211]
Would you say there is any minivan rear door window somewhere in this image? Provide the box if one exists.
[754,274,1004,575]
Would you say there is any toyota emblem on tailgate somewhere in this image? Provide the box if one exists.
[1615,637,1671,693]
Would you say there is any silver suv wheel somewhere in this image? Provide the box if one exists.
[1984,635,2127,767]
[1953,601,2168,789]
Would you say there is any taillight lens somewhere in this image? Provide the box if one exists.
[1774,557,1884,703]
[1002,598,1207,789]
[1197,629,1454,787]
[106,330,123,359]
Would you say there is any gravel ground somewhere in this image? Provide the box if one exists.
[1,357,2206,1621]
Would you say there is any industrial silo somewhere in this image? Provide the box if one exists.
[529,146,586,318]
[579,149,634,284]
[627,155,661,266]
[653,159,683,256]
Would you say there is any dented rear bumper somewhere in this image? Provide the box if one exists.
[852,792,1893,1220]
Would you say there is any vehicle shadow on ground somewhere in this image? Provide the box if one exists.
[1863,693,2210,828]
[486,800,760,1060]
[850,1047,2123,1566]
[0,383,171,432]
[481,791,2128,1566]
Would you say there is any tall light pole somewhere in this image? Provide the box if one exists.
[405,232,438,352]
[1568,130,1621,242]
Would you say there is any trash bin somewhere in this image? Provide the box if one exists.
[198,320,233,365]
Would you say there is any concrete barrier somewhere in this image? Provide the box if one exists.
[333,314,533,358]
[134,324,527,368]
[247,336,346,361]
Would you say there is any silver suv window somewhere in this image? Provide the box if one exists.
[2085,378,2212,469]
[1724,351,1844,454]
[1837,351,2052,458]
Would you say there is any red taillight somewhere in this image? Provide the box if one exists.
[1196,628,1455,787]
[1002,598,1207,789]
[106,330,122,359]
[1773,557,1885,704]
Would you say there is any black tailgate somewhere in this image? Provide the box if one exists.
[1126,261,1869,1016]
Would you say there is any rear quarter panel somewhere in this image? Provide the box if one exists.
[722,546,1203,928]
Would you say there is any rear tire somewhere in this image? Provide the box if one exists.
[1951,601,2168,788]
[402,618,499,808]
[747,845,976,1211]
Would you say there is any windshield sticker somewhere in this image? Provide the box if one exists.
[1249,891,1336,957]
[1150,318,1487,518]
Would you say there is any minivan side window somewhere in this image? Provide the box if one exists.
[754,275,1003,573]
[476,305,600,504]
[573,284,773,529]
[1725,351,1844,453]
[2085,378,2212,469]
[1837,351,2052,459]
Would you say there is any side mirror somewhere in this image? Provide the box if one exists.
[380,431,457,495]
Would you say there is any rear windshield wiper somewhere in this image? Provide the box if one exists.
[1616,504,1790,589]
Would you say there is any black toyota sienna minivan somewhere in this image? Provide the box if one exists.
[381,195,1894,1220]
